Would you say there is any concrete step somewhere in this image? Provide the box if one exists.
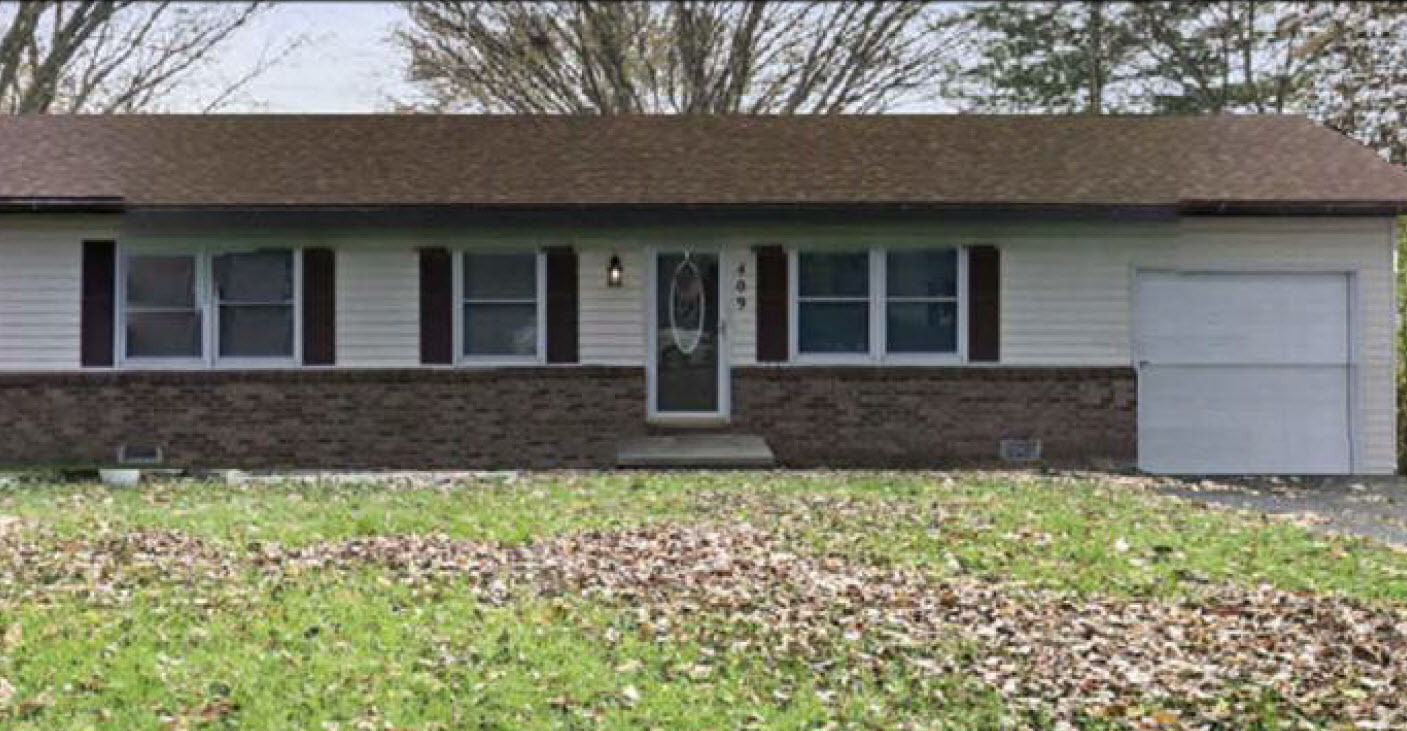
[616,434,776,469]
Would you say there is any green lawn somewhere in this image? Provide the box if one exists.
[0,471,1404,729]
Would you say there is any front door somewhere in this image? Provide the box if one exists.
[650,250,727,419]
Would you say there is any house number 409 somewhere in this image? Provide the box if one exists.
[734,263,747,310]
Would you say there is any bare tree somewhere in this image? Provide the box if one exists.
[396,1,956,114]
[0,1,282,114]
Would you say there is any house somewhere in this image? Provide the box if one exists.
[0,114,1402,474]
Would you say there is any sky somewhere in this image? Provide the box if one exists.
[178,2,415,113]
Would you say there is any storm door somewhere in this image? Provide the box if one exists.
[650,250,726,418]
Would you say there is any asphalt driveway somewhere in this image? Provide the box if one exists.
[1159,478,1407,547]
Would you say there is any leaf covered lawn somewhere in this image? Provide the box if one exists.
[0,471,1405,729]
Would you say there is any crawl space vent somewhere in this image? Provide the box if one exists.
[999,439,1042,463]
[117,444,164,465]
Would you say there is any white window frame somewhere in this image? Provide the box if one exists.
[788,245,968,365]
[116,243,303,370]
[790,248,874,364]
[118,250,206,369]
[453,248,547,366]
[881,246,967,365]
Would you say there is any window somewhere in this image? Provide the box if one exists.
[792,246,965,361]
[125,254,202,359]
[886,249,958,353]
[797,251,869,354]
[120,248,299,366]
[215,251,295,358]
[461,252,541,359]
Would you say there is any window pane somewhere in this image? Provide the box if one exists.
[220,305,294,357]
[215,251,293,303]
[887,249,957,298]
[464,303,537,356]
[127,312,201,358]
[465,253,536,299]
[127,256,195,308]
[798,302,868,353]
[798,252,868,298]
[887,301,958,353]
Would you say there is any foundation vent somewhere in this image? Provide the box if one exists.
[999,438,1042,463]
[117,444,164,465]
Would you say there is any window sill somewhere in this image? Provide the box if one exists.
[118,358,301,371]
[454,357,544,368]
[118,359,208,371]
[880,354,965,366]
[792,355,966,366]
[215,359,301,370]
[793,354,873,366]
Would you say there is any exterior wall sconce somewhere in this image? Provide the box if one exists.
[607,254,623,288]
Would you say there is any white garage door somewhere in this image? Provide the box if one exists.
[1135,272,1352,474]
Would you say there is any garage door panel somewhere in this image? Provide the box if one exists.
[1135,271,1352,475]
[1140,365,1350,474]
[1136,272,1348,365]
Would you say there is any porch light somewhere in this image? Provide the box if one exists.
[607,254,624,287]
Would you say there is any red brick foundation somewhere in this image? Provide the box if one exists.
[0,368,646,469]
[0,366,1136,469]
[729,366,1137,467]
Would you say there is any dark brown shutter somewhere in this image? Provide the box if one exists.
[968,245,1000,362]
[419,247,453,364]
[80,240,116,367]
[302,247,336,365]
[754,245,788,362]
[544,246,578,363]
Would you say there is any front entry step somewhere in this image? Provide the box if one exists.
[616,435,775,469]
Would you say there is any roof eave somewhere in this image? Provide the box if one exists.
[0,196,124,213]
[7,197,1399,218]
[1179,199,1407,216]
[123,201,1182,223]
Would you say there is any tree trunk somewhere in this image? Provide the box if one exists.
[1087,1,1104,115]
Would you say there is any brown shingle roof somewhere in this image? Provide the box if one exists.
[1,114,1404,210]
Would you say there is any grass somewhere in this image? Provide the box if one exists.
[5,472,1403,601]
[7,577,978,730]
[0,471,1403,728]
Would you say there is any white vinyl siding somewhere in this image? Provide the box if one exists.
[0,217,114,371]
[724,247,756,366]
[336,248,419,368]
[578,248,645,366]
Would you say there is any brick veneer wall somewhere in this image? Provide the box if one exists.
[0,366,1135,469]
[0,368,646,469]
[728,366,1137,468]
